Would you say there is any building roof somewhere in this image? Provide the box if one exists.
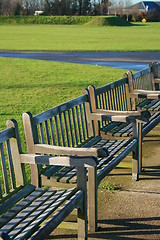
[132,1,160,11]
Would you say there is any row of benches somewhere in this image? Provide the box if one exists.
[0,61,160,239]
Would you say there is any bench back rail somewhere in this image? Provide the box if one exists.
[127,62,160,111]
[23,94,95,187]
[87,78,131,136]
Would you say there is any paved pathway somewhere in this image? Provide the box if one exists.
[0,51,160,70]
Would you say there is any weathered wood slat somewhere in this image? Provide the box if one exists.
[79,104,85,140]
[0,128,15,144]
[63,111,70,146]
[1,189,53,235]
[6,139,16,190]
[0,184,35,215]
[27,190,83,240]
[61,168,77,183]
[40,123,45,144]
[12,188,76,240]
[97,139,137,183]
[45,120,50,145]
[7,189,67,239]
[33,95,88,125]
[49,118,56,145]
[51,167,73,182]
[59,113,65,146]
[109,122,128,136]
[0,143,9,194]
[101,122,121,134]
[42,165,63,178]
[54,115,61,146]
[0,187,46,228]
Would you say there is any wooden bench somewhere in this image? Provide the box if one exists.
[127,61,160,112]
[22,92,147,231]
[87,62,160,172]
[0,119,97,239]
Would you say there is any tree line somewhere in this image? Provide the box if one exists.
[0,0,111,16]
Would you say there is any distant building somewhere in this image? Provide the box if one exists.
[34,11,43,16]
[131,1,160,13]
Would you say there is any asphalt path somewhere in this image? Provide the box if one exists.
[0,50,160,70]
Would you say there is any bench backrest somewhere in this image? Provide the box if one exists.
[88,77,130,134]
[23,93,95,186]
[23,94,93,151]
[127,63,157,110]
[0,120,24,203]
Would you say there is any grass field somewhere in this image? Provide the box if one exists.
[0,22,160,51]
[0,57,126,148]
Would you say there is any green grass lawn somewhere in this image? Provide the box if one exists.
[0,57,126,149]
[0,22,160,51]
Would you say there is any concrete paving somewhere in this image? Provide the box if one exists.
[49,139,160,239]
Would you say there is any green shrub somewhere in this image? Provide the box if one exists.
[0,15,131,26]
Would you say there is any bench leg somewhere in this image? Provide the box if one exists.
[77,167,87,239]
[31,164,41,187]
[88,166,97,232]
[132,121,142,181]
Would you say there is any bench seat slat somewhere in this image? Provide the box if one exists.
[42,166,62,178]
[102,122,122,134]
[137,99,152,109]
[10,188,77,240]
[0,184,35,215]
[0,188,51,234]
[109,122,129,135]
[0,187,48,228]
[52,167,73,182]
[81,136,101,148]
[147,101,160,111]
[22,190,83,240]
[97,139,137,183]
[60,168,77,183]
[6,189,67,239]
[97,139,131,169]
[145,99,159,109]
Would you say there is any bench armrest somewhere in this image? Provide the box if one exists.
[34,144,109,158]
[90,109,150,123]
[130,90,160,100]
[20,154,98,168]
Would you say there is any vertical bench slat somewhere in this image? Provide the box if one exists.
[54,115,61,146]
[49,118,56,145]
[40,123,45,144]
[79,104,85,141]
[63,111,70,147]
[0,181,2,198]
[115,87,120,110]
[0,143,9,194]
[71,108,78,145]
[76,106,82,144]
[45,120,50,145]
[122,84,127,110]
[83,102,89,138]
[6,140,16,190]
[59,113,65,147]
[67,109,74,147]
